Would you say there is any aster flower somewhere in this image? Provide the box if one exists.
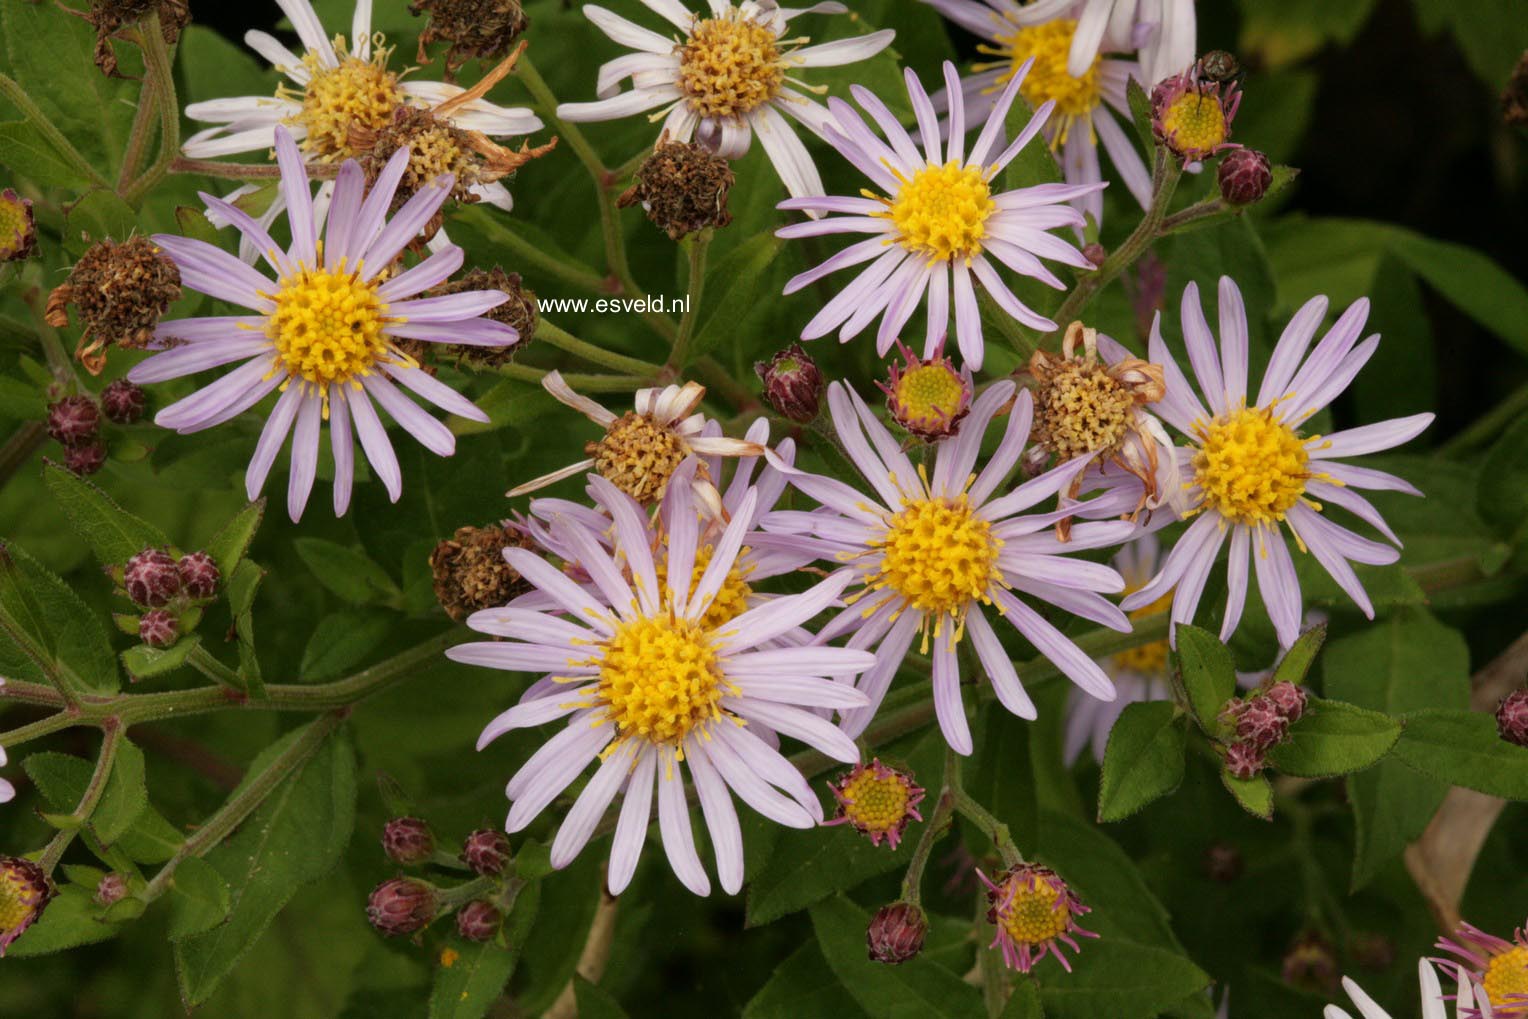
[555,0,895,202]
[777,61,1102,370]
[1151,58,1241,163]
[447,471,875,896]
[918,1,1153,229]
[183,0,544,261]
[762,381,1142,754]
[1327,959,1493,1019]
[880,337,973,442]
[1121,276,1434,649]
[129,127,518,521]
[1436,920,1528,1017]
[824,759,926,849]
[507,371,764,516]
[978,862,1097,972]
[0,856,54,956]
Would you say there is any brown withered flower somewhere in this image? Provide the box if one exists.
[62,0,190,79]
[428,267,537,368]
[47,237,181,375]
[411,0,530,81]
[618,137,734,240]
[430,522,534,620]
[1022,321,1171,537]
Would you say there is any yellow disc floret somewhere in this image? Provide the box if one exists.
[1484,946,1528,1009]
[1159,93,1229,158]
[1111,589,1174,675]
[1193,408,1309,526]
[895,364,969,427]
[588,412,689,504]
[0,878,30,933]
[677,12,784,119]
[267,266,391,387]
[874,496,1000,621]
[883,162,995,262]
[597,615,730,747]
[838,769,913,837]
[285,39,403,162]
[998,877,1071,947]
[1032,360,1136,461]
[657,543,755,631]
[977,19,1102,145]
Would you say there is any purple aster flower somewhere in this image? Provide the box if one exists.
[1121,276,1434,648]
[761,381,1141,754]
[448,468,875,896]
[775,60,1103,370]
[130,126,518,521]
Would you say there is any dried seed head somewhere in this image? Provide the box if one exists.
[1218,148,1273,206]
[64,441,108,476]
[429,268,537,367]
[357,105,483,222]
[47,396,101,447]
[0,856,56,956]
[429,523,533,621]
[411,0,530,81]
[618,140,734,240]
[1498,689,1528,747]
[366,877,438,936]
[100,379,147,424]
[0,189,36,262]
[382,817,436,866]
[455,900,502,942]
[866,902,928,965]
[48,237,181,375]
[460,829,512,876]
[176,551,220,600]
[588,412,689,504]
[82,0,190,78]
[754,344,824,424]
[138,609,178,647]
[124,547,181,607]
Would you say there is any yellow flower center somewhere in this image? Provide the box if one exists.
[998,878,1071,947]
[1160,93,1228,157]
[0,195,27,243]
[1484,946,1528,1008]
[266,265,392,387]
[978,19,1102,145]
[0,883,30,933]
[656,543,754,631]
[677,12,784,119]
[839,769,914,837]
[588,411,688,505]
[596,614,731,747]
[1111,590,1174,675]
[881,162,996,263]
[0,862,45,936]
[1193,408,1309,526]
[1033,361,1136,462]
[874,496,1001,621]
[287,40,403,162]
[893,363,968,429]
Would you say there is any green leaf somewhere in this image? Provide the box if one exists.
[1032,810,1181,946]
[227,559,266,698]
[1174,624,1236,731]
[967,706,1039,849]
[1001,982,1044,1019]
[301,610,392,680]
[428,881,541,1019]
[94,737,148,844]
[1477,416,1528,542]
[1324,608,1469,889]
[294,537,400,604]
[1220,770,1273,820]
[1392,709,1528,800]
[1265,697,1401,778]
[167,857,233,941]
[174,723,357,1005]
[43,461,172,566]
[0,541,119,693]
[1124,76,1156,154]
[743,939,871,1019]
[205,500,266,580]
[686,230,786,363]
[573,978,632,1019]
[24,751,183,863]
[1098,702,1187,821]
[1004,89,1065,191]
[810,896,985,1019]
[1038,939,1210,1019]
[0,119,93,189]
[1270,624,1327,687]
[454,376,561,437]
[3,885,121,958]
[122,634,203,681]
[64,189,138,253]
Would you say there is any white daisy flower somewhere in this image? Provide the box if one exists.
[555,0,895,202]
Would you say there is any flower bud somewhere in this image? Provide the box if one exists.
[825,759,925,849]
[95,872,129,907]
[1224,740,1265,780]
[124,548,181,607]
[1282,932,1340,994]
[754,344,824,424]
[0,189,36,262]
[46,237,181,375]
[430,524,533,621]
[382,817,436,867]
[100,379,147,424]
[1201,842,1243,883]
[47,396,101,447]
[455,900,502,943]
[866,901,927,965]
[64,441,108,476]
[617,140,734,240]
[1234,695,1289,750]
[1497,689,1528,747]
[411,0,530,80]
[1081,242,1107,267]
[366,877,438,937]
[138,609,178,648]
[0,855,56,956]
[1217,148,1273,206]
[1264,681,1308,723]
[880,339,972,442]
[460,829,512,877]
[176,551,221,600]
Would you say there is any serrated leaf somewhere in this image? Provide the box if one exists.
[1125,77,1156,153]
[1098,702,1186,822]
[122,634,203,681]
[294,537,400,604]
[1477,416,1528,542]
[1174,625,1236,731]
[428,881,541,1019]
[743,939,871,1019]
[167,857,232,941]
[810,896,984,1019]
[686,230,785,363]
[1038,939,1210,1019]
[43,462,171,566]
[1032,810,1181,946]
[1001,982,1044,1019]
[300,610,392,680]
[0,542,118,693]
[94,737,147,844]
[227,559,266,698]
[205,500,265,580]
[1220,769,1273,820]
[1270,623,1327,687]
[1392,709,1528,800]
[1265,697,1400,779]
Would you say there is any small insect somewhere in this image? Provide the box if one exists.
[1197,50,1243,88]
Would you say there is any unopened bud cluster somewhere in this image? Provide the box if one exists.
[1218,681,1308,779]
[114,545,222,648]
[1497,689,1528,747]
[43,378,149,476]
[366,816,515,943]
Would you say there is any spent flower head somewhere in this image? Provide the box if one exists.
[45,237,181,375]
[0,189,36,262]
[825,759,925,849]
[617,139,735,240]
[979,863,1097,973]
[411,0,530,80]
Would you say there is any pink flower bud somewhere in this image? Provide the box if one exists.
[47,396,100,447]
[1218,148,1273,206]
[755,344,825,424]
[100,379,147,425]
[138,609,178,648]
[460,829,512,877]
[866,902,927,964]
[176,551,220,600]
[456,900,502,943]
[366,877,437,937]
[125,548,181,607]
[381,817,435,867]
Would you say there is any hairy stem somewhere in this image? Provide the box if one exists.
[38,721,122,874]
[538,319,664,377]
[668,230,711,372]
[498,364,655,392]
[122,14,181,206]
